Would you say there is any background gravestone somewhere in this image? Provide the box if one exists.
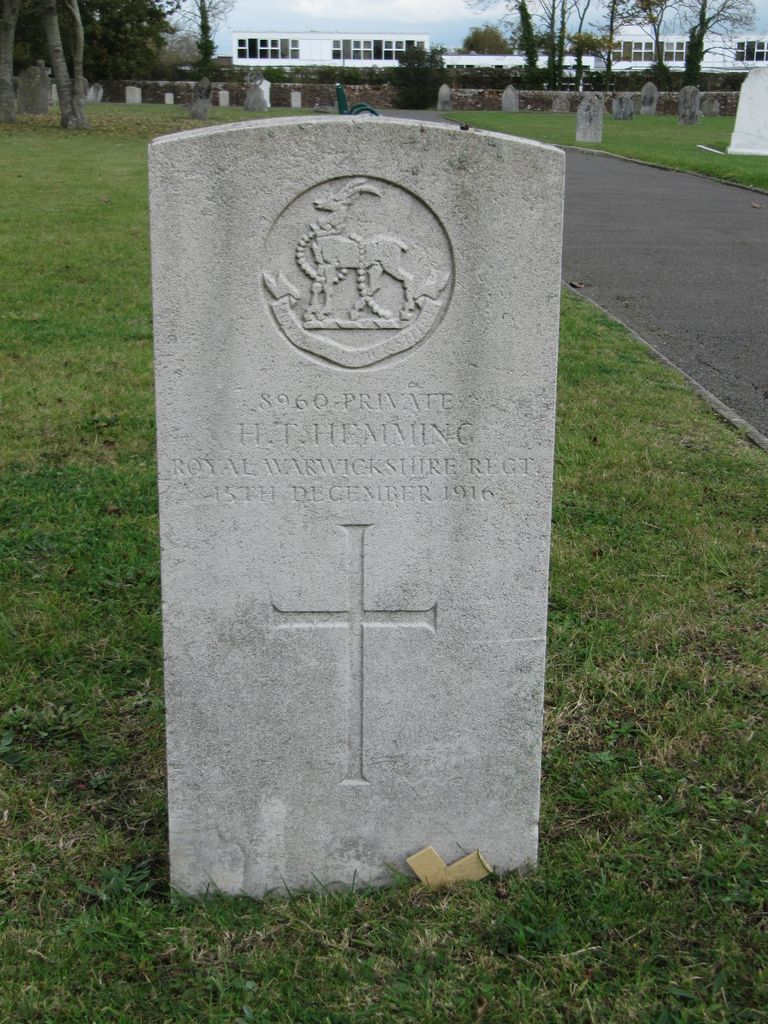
[244,71,268,112]
[701,95,720,117]
[125,85,142,104]
[437,84,452,112]
[86,83,103,104]
[149,117,564,897]
[678,85,701,124]
[17,62,50,114]
[576,93,603,143]
[218,89,230,108]
[631,93,641,115]
[189,77,211,119]
[728,69,768,154]
[291,90,302,109]
[501,84,518,112]
[612,94,633,120]
[640,81,658,115]
[164,92,174,105]
[551,93,570,112]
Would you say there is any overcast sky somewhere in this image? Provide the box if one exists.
[216,0,768,55]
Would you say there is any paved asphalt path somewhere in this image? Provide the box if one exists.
[562,150,768,440]
[393,113,767,440]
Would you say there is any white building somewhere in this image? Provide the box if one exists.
[232,31,429,69]
[231,27,768,76]
[610,28,768,72]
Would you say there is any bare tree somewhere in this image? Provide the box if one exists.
[43,0,89,127]
[0,0,21,123]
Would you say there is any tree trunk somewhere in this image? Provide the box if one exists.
[0,0,21,124]
[63,0,89,128]
[44,0,75,127]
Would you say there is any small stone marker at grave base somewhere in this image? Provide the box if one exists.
[149,117,564,896]
[218,89,230,108]
[291,90,302,109]
[701,95,720,117]
[576,93,603,143]
[501,84,518,112]
[551,92,570,112]
[640,81,658,115]
[437,84,452,111]
[125,85,142,104]
[728,69,768,154]
[612,94,633,120]
[164,92,174,105]
[678,85,701,124]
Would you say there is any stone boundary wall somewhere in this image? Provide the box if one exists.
[97,80,739,115]
[450,88,739,116]
[98,80,394,109]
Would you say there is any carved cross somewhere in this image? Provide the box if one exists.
[271,523,437,784]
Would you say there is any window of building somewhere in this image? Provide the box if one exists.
[663,40,687,61]
[373,40,383,60]
[384,41,394,59]
[237,38,247,58]
[735,40,767,60]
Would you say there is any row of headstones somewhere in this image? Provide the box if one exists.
[124,80,303,116]
[574,71,768,149]
[16,62,110,114]
[575,87,705,142]
[438,81,719,121]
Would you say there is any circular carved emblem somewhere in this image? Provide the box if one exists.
[262,177,454,369]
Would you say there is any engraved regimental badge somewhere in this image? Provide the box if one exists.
[263,177,453,369]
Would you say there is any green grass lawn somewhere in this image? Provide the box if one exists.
[443,111,768,192]
[1,106,767,1023]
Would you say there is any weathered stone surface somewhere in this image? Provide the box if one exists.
[244,72,269,112]
[640,81,658,115]
[728,70,768,154]
[291,90,302,109]
[218,89,230,108]
[86,83,103,104]
[551,92,570,112]
[125,85,142,104]
[17,63,50,114]
[701,95,720,117]
[612,94,633,120]
[631,92,641,115]
[437,84,452,111]
[189,78,212,120]
[678,85,701,124]
[576,93,603,143]
[149,117,564,897]
[501,84,518,112]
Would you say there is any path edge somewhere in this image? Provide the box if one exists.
[566,286,768,453]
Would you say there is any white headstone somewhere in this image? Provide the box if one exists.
[576,93,603,143]
[728,70,768,155]
[149,118,564,897]
[86,83,103,104]
[291,90,302,109]
[165,92,175,105]
[125,85,142,105]
[437,84,452,112]
[501,84,518,113]
[218,89,230,108]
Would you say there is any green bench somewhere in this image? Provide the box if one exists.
[336,83,380,116]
